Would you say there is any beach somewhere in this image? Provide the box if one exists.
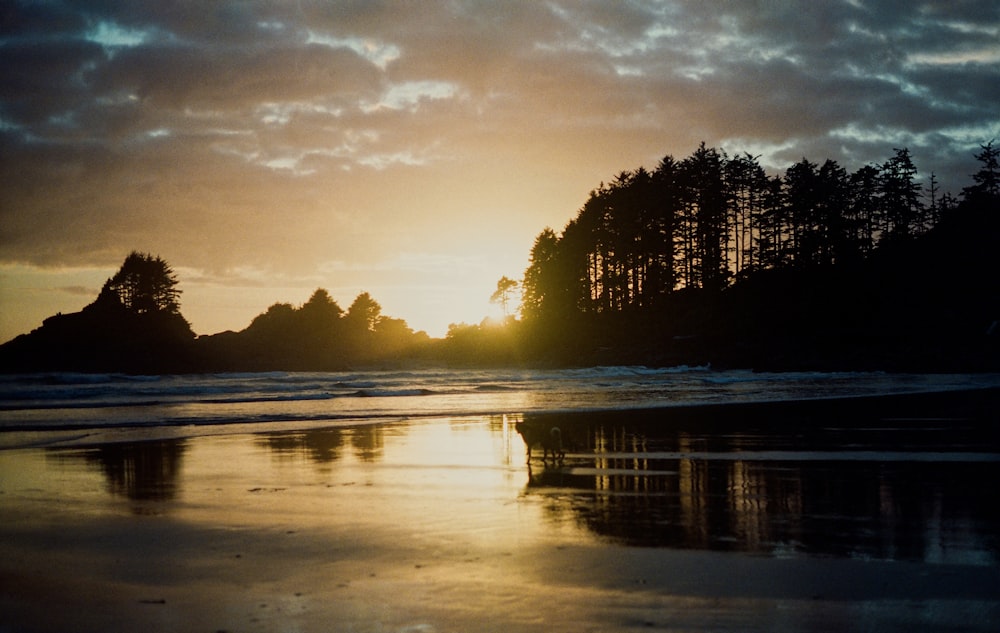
[2,391,1000,632]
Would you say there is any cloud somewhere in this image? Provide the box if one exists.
[58,285,98,297]
[1,0,999,340]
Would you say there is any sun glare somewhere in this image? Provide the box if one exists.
[361,281,508,338]
[173,272,510,340]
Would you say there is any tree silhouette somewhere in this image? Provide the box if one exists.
[963,140,1000,202]
[783,157,820,266]
[879,147,923,242]
[521,228,563,321]
[725,152,767,278]
[372,316,424,358]
[848,164,881,256]
[490,276,519,318]
[926,172,941,229]
[205,287,428,370]
[4,141,995,373]
[247,302,297,335]
[682,143,729,292]
[755,174,788,270]
[0,251,197,372]
[816,159,851,265]
[515,140,992,363]
[99,251,181,314]
[301,288,343,319]
[648,155,680,299]
[299,288,344,342]
[345,292,382,333]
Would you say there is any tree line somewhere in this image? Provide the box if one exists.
[0,252,433,372]
[520,141,998,326]
[202,288,429,370]
[2,141,997,373]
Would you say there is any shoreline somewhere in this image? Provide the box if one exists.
[3,382,998,451]
[526,383,1000,429]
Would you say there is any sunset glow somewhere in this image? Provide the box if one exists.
[2,1,998,341]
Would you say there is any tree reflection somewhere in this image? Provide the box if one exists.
[350,425,384,462]
[520,411,1000,563]
[50,439,186,509]
[258,425,384,463]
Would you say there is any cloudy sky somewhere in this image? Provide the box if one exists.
[2,1,998,341]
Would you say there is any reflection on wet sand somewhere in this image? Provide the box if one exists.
[48,438,187,508]
[521,403,1000,563]
[6,403,998,632]
[45,403,1000,564]
[256,425,385,464]
[528,453,999,562]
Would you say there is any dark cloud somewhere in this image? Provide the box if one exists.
[0,38,104,125]
[89,41,383,111]
[0,0,87,37]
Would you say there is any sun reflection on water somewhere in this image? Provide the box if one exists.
[2,411,996,566]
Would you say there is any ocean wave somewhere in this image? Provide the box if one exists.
[0,385,447,411]
[31,372,166,385]
[3,367,1000,437]
[331,381,378,389]
[474,384,518,392]
[560,364,711,379]
[352,388,439,398]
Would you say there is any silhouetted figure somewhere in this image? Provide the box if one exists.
[515,421,565,464]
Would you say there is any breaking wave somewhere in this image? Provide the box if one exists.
[1,366,998,435]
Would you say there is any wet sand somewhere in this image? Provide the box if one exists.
[2,393,1000,632]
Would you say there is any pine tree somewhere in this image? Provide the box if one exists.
[100,251,182,314]
[963,140,1000,201]
[879,147,923,243]
[490,277,519,319]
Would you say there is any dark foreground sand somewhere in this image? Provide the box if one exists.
[2,394,999,632]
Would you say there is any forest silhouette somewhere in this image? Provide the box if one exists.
[2,142,998,373]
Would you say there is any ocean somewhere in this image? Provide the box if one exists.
[3,366,1000,442]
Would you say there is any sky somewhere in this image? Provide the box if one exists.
[2,1,999,342]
